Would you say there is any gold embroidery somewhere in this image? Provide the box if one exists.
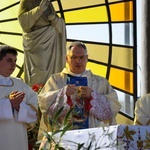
[76,86,82,98]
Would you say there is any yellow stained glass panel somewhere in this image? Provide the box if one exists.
[110,1,133,21]
[87,62,107,77]
[1,0,18,10]
[61,0,105,10]
[108,0,124,2]
[1,21,22,33]
[1,34,23,50]
[64,6,108,23]
[11,67,19,77]
[87,44,109,63]
[1,5,19,20]
[1,0,136,118]
[109,67,133,93]
[66,62,107,78]
[17,52,24,67]
[112,46,133,69]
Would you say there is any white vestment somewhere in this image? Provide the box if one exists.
[134,93,150,125]
[18,0,66,86]
[0,75,38,150]
[38,68,121,138]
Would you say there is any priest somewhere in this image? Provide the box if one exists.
[38,41,121,140]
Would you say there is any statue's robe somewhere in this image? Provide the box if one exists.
[18,0,66,86]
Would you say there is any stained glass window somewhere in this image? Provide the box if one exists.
[0,0,137,119]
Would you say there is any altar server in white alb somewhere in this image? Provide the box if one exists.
[134,93,150,125]
[38,41,121,137]
[0,45,38,150]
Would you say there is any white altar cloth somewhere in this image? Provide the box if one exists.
[40,124,150,150]
[51,125,123,150]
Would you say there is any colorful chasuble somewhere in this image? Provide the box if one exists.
[67,75,89,129]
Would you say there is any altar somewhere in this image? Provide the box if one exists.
[51,124,150,150]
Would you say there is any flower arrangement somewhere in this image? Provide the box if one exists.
[32,84,44,94]
[28,83,44,150]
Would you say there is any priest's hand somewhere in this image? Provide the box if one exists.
[9,91,25,111]
[80,86,93,99]
[66,84,77,97]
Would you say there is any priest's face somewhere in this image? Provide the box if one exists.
[0,53,17,77]
[66,45,88,74]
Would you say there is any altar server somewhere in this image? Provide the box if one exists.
[0,45,38,150]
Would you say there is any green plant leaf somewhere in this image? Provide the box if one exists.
[87,141,92,150]
[42,132,52,142]
[64,107,74,125]
[54,106,64,121]
[60,123,72,137]
[77,143,85,150]
[52,129,64,136]
[48,117,53,126]
[58,147,66,150]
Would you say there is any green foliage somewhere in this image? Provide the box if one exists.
[37,106,76,150]
[36,106,123,150]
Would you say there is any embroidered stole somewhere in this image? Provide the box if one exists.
[67,75,89,129]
